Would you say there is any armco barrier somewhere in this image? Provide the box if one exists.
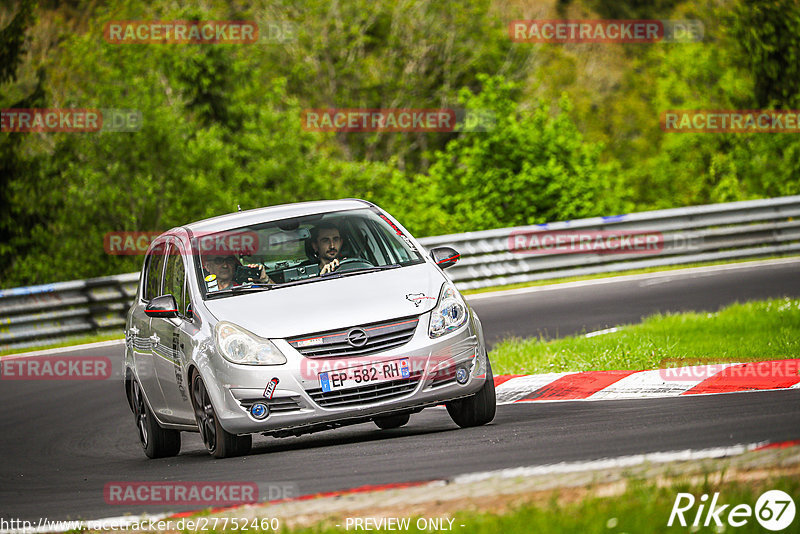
[1,196,799,351]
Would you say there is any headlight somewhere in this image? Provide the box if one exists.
[429,284,469,338]
[215,322,287,365]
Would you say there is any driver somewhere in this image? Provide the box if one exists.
[202,254,271,290]
[311,223,345,275]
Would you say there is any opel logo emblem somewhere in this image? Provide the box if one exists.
[346,328,368,347]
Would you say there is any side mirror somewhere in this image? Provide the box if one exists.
[430,246,460,270]
[145,294,179,319]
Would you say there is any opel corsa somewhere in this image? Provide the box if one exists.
[124,199,495,458]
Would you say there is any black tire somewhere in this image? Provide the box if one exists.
[131,379,181,459]
[373,413,410,429]
[446,357,497,428]
[191,372,252,459]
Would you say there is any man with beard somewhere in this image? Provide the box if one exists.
[311,222,346,275]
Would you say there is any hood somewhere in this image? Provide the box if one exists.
[203,263,446,339]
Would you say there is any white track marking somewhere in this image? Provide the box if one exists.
[495,373,571,404]
[452,442,768,484]
[584,327,618,338]
[586,365,738,400]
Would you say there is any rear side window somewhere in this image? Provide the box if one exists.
[164,243,186,315]
[143,242,167,301]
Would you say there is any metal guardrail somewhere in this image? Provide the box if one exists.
[2,196,799,351]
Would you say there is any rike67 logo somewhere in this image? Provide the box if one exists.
[668,490,796,531]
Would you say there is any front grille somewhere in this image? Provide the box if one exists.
[429,368,457,388]
[306,370,423,408]
[288,316,419,358]
[428,359,474,388]
[239,396,302,413]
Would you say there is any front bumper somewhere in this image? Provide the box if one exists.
[200,318,488,435]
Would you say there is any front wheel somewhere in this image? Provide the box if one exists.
[446,357,497,428]
[131,379,181,459]
[191,372,252,459]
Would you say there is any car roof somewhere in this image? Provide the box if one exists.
[181,199,372,234]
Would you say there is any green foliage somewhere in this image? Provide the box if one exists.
[421,75,621,233]
[0,0,46,281]
[728,0,800,108]
[264,0,533,172]
[0,0,36,84]
[2,0,800,287]
[2,3,407,284]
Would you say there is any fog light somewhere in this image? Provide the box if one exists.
[455,366,469,385]
[250,402,269,420]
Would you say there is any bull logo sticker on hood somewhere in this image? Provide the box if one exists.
[406,293,435,307]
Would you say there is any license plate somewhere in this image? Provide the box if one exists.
[319,358,410,393]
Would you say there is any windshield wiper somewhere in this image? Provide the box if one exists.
[205,284,276,298]
[335,264,401,277]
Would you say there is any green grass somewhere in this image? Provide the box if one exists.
[0,332,123,357]
[461,255,799,296]
[489,298,800,375]
[431,476,798,534]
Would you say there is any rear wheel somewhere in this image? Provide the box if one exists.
[131,379,181,459]
[191,372,251,459]
[373,413,410,429]
[446,357,497,428]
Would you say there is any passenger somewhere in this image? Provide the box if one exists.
[202,255,270,290]
[311,223,345,275]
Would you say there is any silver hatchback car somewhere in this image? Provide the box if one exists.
[124,199,495,458]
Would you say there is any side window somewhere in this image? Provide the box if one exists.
[144,242,167,301]
[183,275,193,317]
[164,243,186,315]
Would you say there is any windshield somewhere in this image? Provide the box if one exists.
[193,208,424,298]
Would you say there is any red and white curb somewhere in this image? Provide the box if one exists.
[493,359,800,404]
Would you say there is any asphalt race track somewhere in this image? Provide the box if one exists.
[1,259,799,522]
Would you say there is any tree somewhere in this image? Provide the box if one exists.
[419,75,621,234]
[729,0,800,108]
[0,0,46,280]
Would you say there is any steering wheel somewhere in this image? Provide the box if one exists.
[330,257,374,272]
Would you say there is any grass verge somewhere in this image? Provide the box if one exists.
[489,298,800,375]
